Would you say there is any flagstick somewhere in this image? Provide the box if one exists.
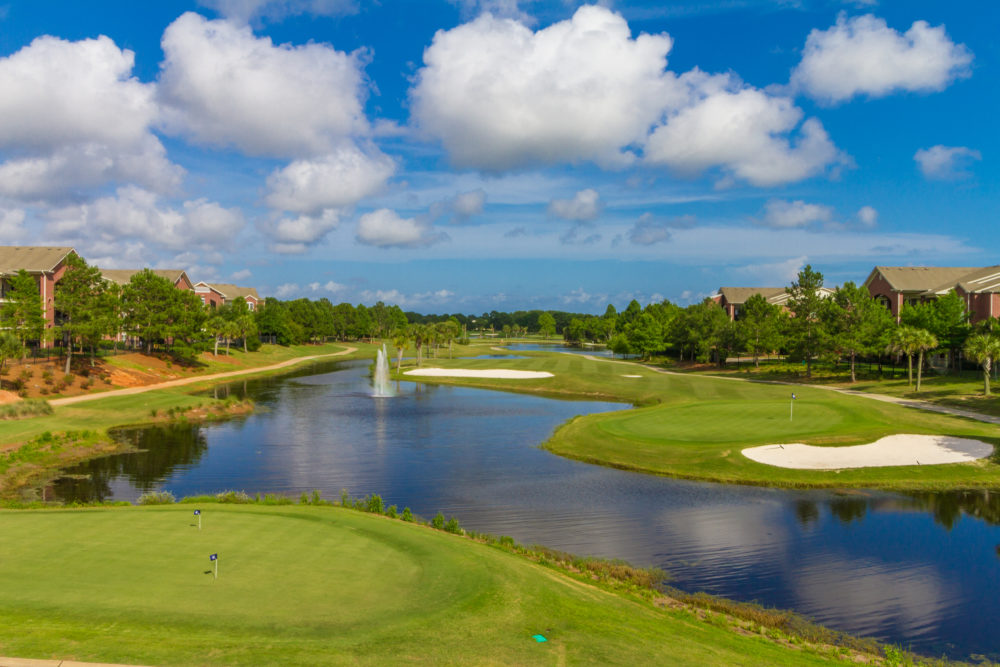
[214,559,218,580]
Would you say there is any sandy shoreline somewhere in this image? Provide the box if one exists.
[403,368,553,379]
[742,434,993,469]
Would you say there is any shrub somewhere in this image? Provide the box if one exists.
[431,512,445,530]
[42,370,54,385]
[300,491,309,505]
[401,507,414,522]
[62,374,75,387]
[137,491,175,505]
[215,490,252,504]
[444,517,462,534]
[340,488,350,507]
[386,505,398,519]
[311,489,322,505]
[261,493,293,505]
[365,494,385,514]
[0,400,53,420]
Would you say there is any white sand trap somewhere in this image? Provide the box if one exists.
[742,434,993,470]
[404,368,553,379]
[621,374,642,378]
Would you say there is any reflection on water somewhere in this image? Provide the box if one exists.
[51,360,1000,661]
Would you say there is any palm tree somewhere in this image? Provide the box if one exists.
[392,329,409,374]
[207,316,227,356]
[964,334,1000,396]
[912,328,938,393]
[409,324,428,367]
[887,325,919,388]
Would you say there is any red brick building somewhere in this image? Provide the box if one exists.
[863,266,1000,323]
[0,246,75,342]
[100,268,195,292]
[193,282,260,311]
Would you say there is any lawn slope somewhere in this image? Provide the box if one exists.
[0,505,847,666]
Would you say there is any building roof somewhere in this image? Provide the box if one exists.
[947,266,1000,294]
[717,287,788,305]
[195,282,260,301]
[0,246,74,274]
[100,268,191,286]
[865,266,978,292]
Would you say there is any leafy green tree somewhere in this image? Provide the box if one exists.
[2,269,45,355]
[0,332,22,379]
[826,282,895,382]
[738,294,783,368]
[207,315,228,356]
[121,270,205,354]
[537,311,556,339]
[785,265,830,378]
[964,334,1000,396]
[609,333,632,358]
[54,253,104,373]
[715,320,746,368]
[625,312,663,360]
[228,298,258,352]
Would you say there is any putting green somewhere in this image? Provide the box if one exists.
[600,400,853,443]
[0,505,848,666]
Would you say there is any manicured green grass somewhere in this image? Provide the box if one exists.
[0,504,851,666]
[397,352,1000,489]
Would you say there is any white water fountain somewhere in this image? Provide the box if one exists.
[372,343,394,398]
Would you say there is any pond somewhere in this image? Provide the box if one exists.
[51,360,1000,661]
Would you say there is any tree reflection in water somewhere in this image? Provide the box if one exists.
[51,424,209,502]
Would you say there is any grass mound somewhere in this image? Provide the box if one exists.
[0,504,854,666]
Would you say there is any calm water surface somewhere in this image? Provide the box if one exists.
[54,360,1000,661]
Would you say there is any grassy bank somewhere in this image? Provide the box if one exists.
[0,342,375,499]
[0,502,894,666]
[398,350,1000,489]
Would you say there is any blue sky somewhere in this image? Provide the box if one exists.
[0,0,994,313]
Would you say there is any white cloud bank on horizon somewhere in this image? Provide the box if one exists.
[411,5,844,186]
[792,13,972,104]
[914,145,981,180]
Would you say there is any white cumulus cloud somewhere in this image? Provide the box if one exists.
[857,205,878,227]
[356,209,448,248]
[548,189,602,221]
[198,0,358,23]
[645,71,844,186]
[159,12,370,157]
[761,199,834,229]
[264,146,395,214]
[914,145,981,180]
[411,6,679,170]
[48,186,244,252]
[0,34,181,200]
[792,13,973,104]
[0,207,27,240]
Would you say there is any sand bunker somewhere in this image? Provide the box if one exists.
[742,434,993,470]
[621,374,642,378]
[404,368,553,379]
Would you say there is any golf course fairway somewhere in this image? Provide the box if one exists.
[0,504,857,666]
[399,350,1000,489]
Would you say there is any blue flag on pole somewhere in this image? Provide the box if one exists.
[209,554,217,561]
[194,509,201,515]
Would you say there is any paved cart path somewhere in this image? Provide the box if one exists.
[49,347,358,407]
